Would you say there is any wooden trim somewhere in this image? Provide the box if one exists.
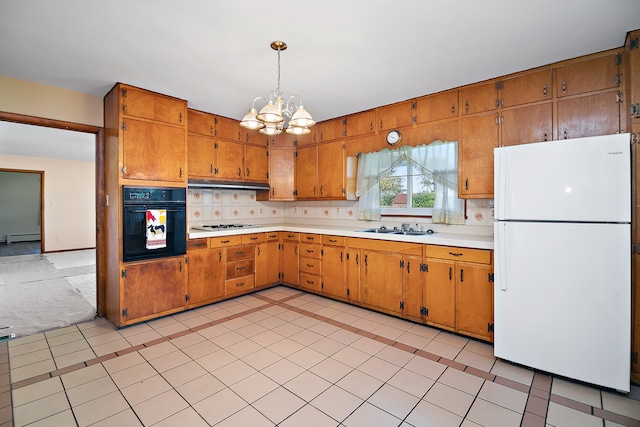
[0,111,101,133]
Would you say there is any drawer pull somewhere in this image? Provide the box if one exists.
[236,266,245,271]
[449,252,463,257]
[235,251,245,255]
[307,236,315,240]
[306,249,314,253]
[250,237,258,241]
[329,239,337,243]
[307,263,314,268]
[236,282,245,287]
[306,280,314,285]
[221,240,230,243]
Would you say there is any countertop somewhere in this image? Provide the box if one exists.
[188,224,494,250]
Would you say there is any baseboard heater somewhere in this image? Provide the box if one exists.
[6,233,41,244]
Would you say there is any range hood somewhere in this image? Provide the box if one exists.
[188,179,270,191]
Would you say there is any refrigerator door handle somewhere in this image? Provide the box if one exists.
[496,150,506,219]
[496,222,507,291]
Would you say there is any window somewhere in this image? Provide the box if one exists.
[355,141,464,224]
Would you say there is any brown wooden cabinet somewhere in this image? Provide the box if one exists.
[255,235,279,288]
[267,148,295,200]
[295,145,318,198]
[345,248,361,302]
[122,119,186,182]
[376,100,415,132]
[216,139,245,180]
[299,233,321,292]
[401,255,424,321]
[415,90,459,124]
[346,110,376,137]
[244,144,269,183]
[121,85,186,126]
[555,52,621,98]
[120,257,186,326]
[187,133,215,178]
[461,81,497,115]
[424,245,494,342]
[501,103,553,146]
[557,91,622,139]
[500,69,552,108]
[215,114,243,142]
[321,235,346,299]
[280,232,300,287]
[317,141,345,199]
[316,117,346,142]
[186,239,224,308]
[460,111,498,198]
[225,244,255,296]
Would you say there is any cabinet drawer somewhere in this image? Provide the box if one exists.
[225,275,255,296]
[226,245,254,261]
[300,243,321,259]
[425,245,492,264]
[301,233,321,243]
[187,239,208,250]
[242,233,266,244]
[210,235,241,248]
[300,257,321,275]
[226,259,254,279]
[299,272,321,292]
[282,232,300,241]
[266,232,279,241]
[322,235,345,246]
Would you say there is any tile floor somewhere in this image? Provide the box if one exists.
[1,286,639,427]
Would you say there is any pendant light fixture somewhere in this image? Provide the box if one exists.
[239,41,316,136]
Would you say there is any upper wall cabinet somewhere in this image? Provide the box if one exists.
[121,85,186,126]
[215,115,243,142]
[345,110,376,137]
[377,100,415,131]
[461,81,498,115]
[414,90,459,124]
[499,69,552,108]
[316,117,346,142]
[555,52,621,97]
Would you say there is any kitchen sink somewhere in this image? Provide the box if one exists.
[357,227,434,235]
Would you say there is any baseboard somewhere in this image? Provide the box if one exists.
[6,233,41,244]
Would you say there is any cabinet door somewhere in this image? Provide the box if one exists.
[403,256,424,321]
[321,246,346,299]
[245,144,269,183]
[460,112,498,197]
[557,91,621,140]
[122,258,186,322]
[346,249,361,302]
[187,248,224,307]
[501,103,552,146]
[456,262,493,340]
[415,90,459,124]
[187,109,215,136]
[187,134,215,178]
[122,119,186,182]
[555,53,621,97]
[317,141,345,199]
[281,241,299,286]
[361,250,403,315]
[215,115,243,141]
[295,145,318,198]
[377,101,414,132]
[256,241,279,287]
[317,118,345,142]
[216,140,244,180]
[122,86,185,126]
[269,148,295,200]
[245,130,269,146]
[346,110,376,137]
[461,81,497,115]
[500,69,552,108]
[424,258,456,329]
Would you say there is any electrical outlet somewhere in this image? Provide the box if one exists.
[294,207,299,213]
[259,208,263,214]
[490,207,495,218]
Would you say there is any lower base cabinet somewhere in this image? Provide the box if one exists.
[256,238,280,287]
[186,240,224,309]
[120,257,186,326]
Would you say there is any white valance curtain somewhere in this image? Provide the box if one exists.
[355,141,464,224]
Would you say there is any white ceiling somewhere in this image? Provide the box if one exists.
[0,0,639,160]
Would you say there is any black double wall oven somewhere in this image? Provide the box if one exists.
[122,186,187,262]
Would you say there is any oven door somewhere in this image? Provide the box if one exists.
[122,204,186,262]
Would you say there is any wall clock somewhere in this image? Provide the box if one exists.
[386,130,402,145]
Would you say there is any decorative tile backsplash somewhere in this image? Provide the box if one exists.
[188,188,494,229]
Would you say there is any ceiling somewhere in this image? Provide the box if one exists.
[0,0,639,154]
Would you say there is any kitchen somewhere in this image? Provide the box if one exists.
[2,2,640,426]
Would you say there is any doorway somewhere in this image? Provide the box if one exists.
[0,169,43,256]
[0,112,104,336]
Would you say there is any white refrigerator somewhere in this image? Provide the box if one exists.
[493,133,631,392]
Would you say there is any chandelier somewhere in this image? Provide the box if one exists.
[239,41,316,136]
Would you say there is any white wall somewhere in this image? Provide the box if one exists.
[0,154,95,251]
